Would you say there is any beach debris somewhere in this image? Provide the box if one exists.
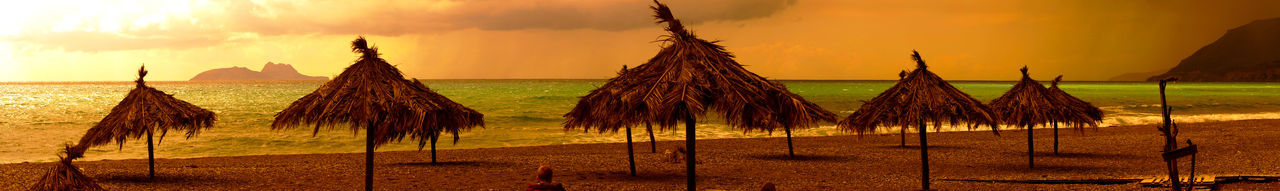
[940,178,1142,185]
[836,50,999,191]
[28,144,104,191]
[76,65,217,181]
[663,149,681,163]
[1140,176,1214,190]
[561,1,833,190]
[272,36,481,191]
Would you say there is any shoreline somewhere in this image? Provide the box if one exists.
[10,111,1279,165]
[5,119,1280,190]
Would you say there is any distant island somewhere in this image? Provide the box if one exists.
[1148,17,1280,82]
[190,62,328,81]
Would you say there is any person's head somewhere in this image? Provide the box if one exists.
[536,165,554,182]
[761,182,776,191]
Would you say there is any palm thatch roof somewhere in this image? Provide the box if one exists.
[28,145,103,191]
[758,84,839,133]
[988,67,1092,128]
[408,79,484,147]
[271,37,445,147]
[77,66,216,148]
[837,51,998,134]
[1045,75,1103,128]
[563,1,833,133]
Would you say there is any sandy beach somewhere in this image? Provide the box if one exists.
[4,119,1279,190]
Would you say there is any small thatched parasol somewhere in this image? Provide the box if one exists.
[836,50,998,190]
[408,79,484,163]
[1044,75,1104,154]
[988,67,1089,168]
[77,66,216,180]
[760,84,838,158]
[563,1,833,189]
[28,145,104,191]
[272,36,444,191]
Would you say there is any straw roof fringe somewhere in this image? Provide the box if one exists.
[564,0,834,133]
[1045,75,1103,128]
[272,36,446,147]
[77,66,216,148]
[28,145,104,191]
[757,84,838,133]
[837,50,998,134]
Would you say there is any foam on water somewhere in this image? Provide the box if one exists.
[1,80,1277,163]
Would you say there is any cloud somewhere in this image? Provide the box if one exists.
[3,0,798,52]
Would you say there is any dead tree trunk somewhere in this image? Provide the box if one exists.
[1159,78,1181,191]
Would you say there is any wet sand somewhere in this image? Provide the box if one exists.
[3,119,1279,190]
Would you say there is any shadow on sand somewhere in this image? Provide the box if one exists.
[873,145,973,150]
[981,163,1115,173]
[747,154,854,162]
[95,173,231,184]
[1039,152,1145,159]
[393,161,514,167]
[581,170,686,183]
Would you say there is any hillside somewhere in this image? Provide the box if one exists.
[190,62,327,81]
[1148,18,1280,81]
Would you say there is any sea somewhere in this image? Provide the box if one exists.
[2,80,1278,163]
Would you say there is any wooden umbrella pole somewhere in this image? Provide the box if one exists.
[365,122,375,191]
[1052,119,1059,155]
[647,123,657,153]
[627,126,636,176]
[1028,123,1035,168]
[430,132,439,164]
[919,120,930,191]
[785,126,795,158]
[686,118,697,191]
[900,127,907,147]
[147,128,155,181]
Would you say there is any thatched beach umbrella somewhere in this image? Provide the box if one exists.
[564,65,649,177]
[988,67,1086,168]
[1044,75,1103,154]
[77,66,216,180]
[762,85,838,158]
[408,79,484,163]
[837,51,998,190]
[893,70,909,147]
[563,1,832,189]
[272,37,443,191]
[28,145,104,191]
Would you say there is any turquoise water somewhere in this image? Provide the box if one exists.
[1,80,1277,163]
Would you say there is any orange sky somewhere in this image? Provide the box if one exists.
[1,0,1278,82]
